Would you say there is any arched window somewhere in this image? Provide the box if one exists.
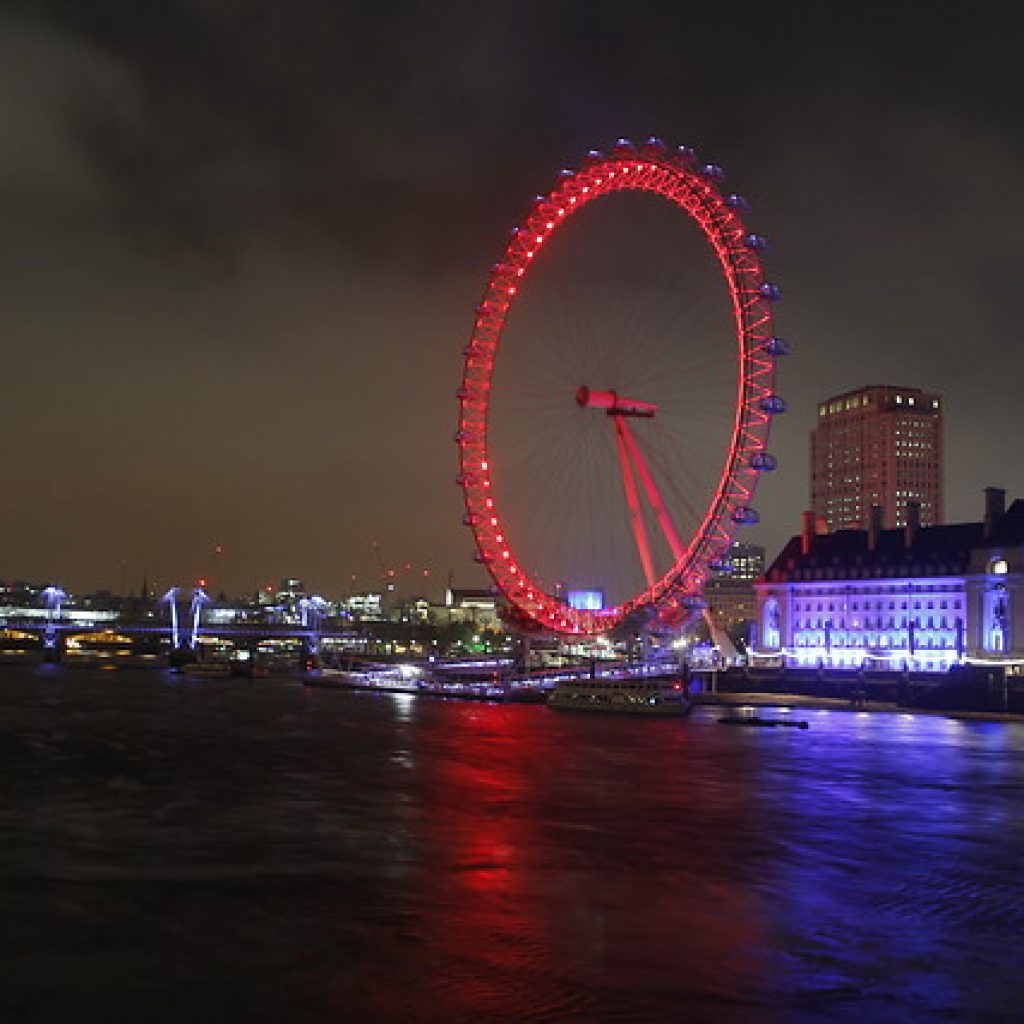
[983,587,1009,653]
[763,597,781,650]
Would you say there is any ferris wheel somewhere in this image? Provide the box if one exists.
[456,138,787,637]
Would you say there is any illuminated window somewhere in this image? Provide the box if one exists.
[989,558,1009,575]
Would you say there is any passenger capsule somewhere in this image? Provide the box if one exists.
[462,513,481,527]
[676,145,696,162]
[725,193,750,211]
[764,336,790,356]
[700,163,725,180]
[558,168,575,178]
[708,560,733,574]
[759,282,783,301]
[732,506,761,526]
[760,395,787,415]
[749,452,778,471]
[744,233,770,252]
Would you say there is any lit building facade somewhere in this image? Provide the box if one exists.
[705,579,757,636]
[724,542,765,581]
[811,385,943,531]
[703,543,765,634]
[345,593,383,621]
[755,490,1021,673]
[436,588,502,629]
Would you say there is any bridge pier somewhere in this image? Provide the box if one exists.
[168,644,192,668]
[301,636,318,673]
[42,632,63,663]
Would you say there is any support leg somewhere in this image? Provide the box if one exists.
[613,415,656,587]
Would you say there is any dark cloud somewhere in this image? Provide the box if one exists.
[4,1,1024,595]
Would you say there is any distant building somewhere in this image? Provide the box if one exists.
[723,542,765,581]
[811,385,943,531]
[276,578,305,602]
[705,579,758,636]
[0,582,118,627]
[345,593,383,621]
[437,587,502,629]
[755,489,1021,673]
[395,597,431,624]
[703,543,765,636]
[0,605,117,627]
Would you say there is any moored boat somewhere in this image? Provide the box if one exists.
[547,676,691,715]
[308,667,423,694]
[718,714,808,729]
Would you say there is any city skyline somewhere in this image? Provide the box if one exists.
[5,4,1024,597]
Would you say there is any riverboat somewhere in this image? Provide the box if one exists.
[547,677,692,715]
[311,667,423,694]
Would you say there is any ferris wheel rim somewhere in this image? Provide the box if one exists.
[456,140,783,636]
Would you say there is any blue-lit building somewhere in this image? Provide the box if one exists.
[754,489,1022,673]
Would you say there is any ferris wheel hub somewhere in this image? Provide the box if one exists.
[575,386,658,418]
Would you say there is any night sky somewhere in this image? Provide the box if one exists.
[4,1,1023,600]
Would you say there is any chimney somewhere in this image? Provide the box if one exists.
[801,511,816,556]
[984,487,1006,539]
[868,504,884,551]
[905,500,921,548]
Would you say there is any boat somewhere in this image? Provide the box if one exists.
[718,713,808,729]
[309,667,424,695]
[547,676,692,715]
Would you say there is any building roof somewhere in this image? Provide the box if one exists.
[447,587,499,605]
[824,384,933,401]
[766,500,1024,582]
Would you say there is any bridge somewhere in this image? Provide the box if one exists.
[0,620,347,669]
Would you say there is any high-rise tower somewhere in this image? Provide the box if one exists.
[811,385,943,531]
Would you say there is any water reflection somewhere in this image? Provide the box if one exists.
[1,667,1022,1022]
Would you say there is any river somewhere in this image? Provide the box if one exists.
[2,664,1022,1022]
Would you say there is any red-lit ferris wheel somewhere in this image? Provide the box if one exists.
[456,138,787,637]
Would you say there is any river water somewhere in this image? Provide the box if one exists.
[2,665,1022,1023]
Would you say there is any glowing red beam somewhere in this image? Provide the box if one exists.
[613,415,656,588]
[617,415,686,563]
